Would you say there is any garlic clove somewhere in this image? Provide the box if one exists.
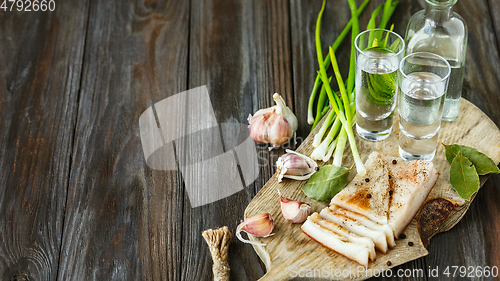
[276,149,318,182]
[273,93,298,134]
[279,190,311,223]
[236,213,274,246]
[248,93,298,148]
[248,113,270,144]
[267,113,293,147]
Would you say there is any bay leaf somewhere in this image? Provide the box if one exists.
[444,144,500,175]
[450,151,480,201]
[301,165,350,201]
[444,144,461,164]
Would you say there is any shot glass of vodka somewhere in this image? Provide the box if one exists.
[398,52,451,161]
[355,29,405,141]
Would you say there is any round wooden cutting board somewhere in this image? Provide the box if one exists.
[244,99,500,281]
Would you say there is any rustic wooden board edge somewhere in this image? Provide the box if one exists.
[244,99,500,281]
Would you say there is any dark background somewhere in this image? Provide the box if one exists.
[0,0,499,280]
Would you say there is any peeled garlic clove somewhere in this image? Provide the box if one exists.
[279,190,311,223]
[276,149,318,182]
[236,213,274,246]
[248,93,298,147]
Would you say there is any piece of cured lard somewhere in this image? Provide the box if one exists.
[329,205,395,248]
[301,216,370,267]
[383,155,439,238]
[301,152,439,267]
[330,152,390,225]
[319,207,388,254]
[309,213,376,261]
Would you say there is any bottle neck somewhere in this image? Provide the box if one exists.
[424,0,455,21]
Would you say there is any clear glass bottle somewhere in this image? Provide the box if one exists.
[404,0,467,121]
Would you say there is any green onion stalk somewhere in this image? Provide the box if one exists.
[332,0,359,167]
[311,76,332,130]
[309,0,399,174]
[312,0,360,166]
[307,0,371,127]
[311,114,341,159]
[379,0,393,30]
[313,0,366,176]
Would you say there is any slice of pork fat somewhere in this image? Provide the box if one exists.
[330,205,396,248]
[320,207,388,254]
[301,216,370,267]
[383,155,439,239]
[330,152,390,225]
[309,213,376,261]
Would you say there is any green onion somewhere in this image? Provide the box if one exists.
[367,5,384,30]
[312,76,332,129]
[315,0,366,175]
[368,1,398,47]
[346,0,360,96]
[307,81,322,124]
[311,116,341,160]
[307,0,371,125]
[309,0,399,174]
[378,0,393,30]
[312,109,335,147]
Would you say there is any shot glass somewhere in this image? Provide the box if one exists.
[355,29,405,141]
[398,52,451,161]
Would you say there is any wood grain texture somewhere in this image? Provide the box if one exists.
[469,0,500,276]
[423,0,500,279]
[289,0,349,140]
[0,0,499,280]
[245,100,500,281]
[57,0,189,280]
[185,0,293,280]
[489,0,500,55]
[0,2,89,280]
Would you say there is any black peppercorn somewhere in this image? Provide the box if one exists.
[366,194,372,198]
[392,159,397,164]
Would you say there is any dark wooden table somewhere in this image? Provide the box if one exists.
[1,0,500,280]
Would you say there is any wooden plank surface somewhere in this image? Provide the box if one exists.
[183,0,293,279]
[56,0,189,280]
[0,2,89,280]
[435,0,500,277]
[0,0,499,280]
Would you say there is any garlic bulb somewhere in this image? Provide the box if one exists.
[276,149,318,182]
[279,190,311,223]
[236,213,274,246]
[248,93,298,148]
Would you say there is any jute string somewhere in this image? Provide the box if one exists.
[202,226,231,281]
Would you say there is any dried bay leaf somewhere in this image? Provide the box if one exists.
[301,165,350,201]
[450,151,480,201]
[444,144,500,175]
